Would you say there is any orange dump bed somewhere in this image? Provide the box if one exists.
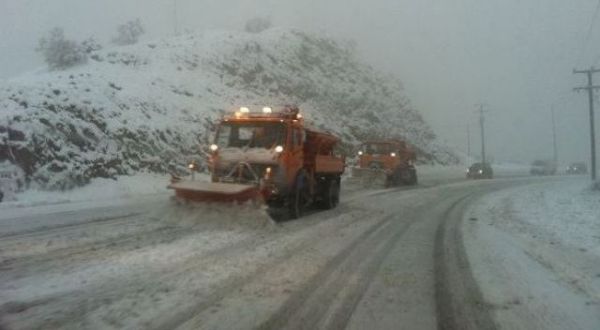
[304,129,344,174]
[315,155,344,173]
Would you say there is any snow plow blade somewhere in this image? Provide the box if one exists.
[168,181,260,203]
[350,167,388,187]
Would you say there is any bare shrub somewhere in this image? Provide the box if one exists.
[245,17,272,33]
[36,27,87,70]
[112,19,145,45]
[81,37,103,54]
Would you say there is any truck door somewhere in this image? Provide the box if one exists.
[288,127,304,180]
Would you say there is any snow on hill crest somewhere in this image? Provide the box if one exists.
[0,28,457,190]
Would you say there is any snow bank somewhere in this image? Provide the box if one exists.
[0,172,188,209]
[487,179,600,252]
[463,178,600,329]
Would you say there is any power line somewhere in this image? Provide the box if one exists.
[577,0,600,67]
[173,0,179,35]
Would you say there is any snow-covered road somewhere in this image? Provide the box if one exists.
[464,178,600,330]
[0,173,591,329]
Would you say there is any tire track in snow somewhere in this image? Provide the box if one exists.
[255,211,419,330]
[1,205,372,330]
[151,208,379,330]
[434,193,496,330]
[0,211,143,240]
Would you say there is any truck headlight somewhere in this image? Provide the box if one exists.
[210,144,218,152]
[358,151,363,156]
[390,152,397,157]
[275,145,284,153]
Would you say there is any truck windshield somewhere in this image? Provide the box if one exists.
[364,143,394,155]
[216,122,286,149]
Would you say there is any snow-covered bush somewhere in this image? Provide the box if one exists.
[244,17,272,33]
[36,27,87,70]
[81,37,103,54]
[112,19,145,45]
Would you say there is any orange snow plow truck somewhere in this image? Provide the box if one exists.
[169,106,345,218]
[352,140,417,187]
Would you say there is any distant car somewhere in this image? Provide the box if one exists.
[530,160,556,176]
[566,162,587,175]
[467,162,493,179]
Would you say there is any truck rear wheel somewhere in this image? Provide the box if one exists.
[406,168,418,185]
[385,174,396,188]
[399,167,417,185]
[288,189,302,219]
[320,178,340,209]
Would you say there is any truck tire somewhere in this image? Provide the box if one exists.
[320,178,340,209]
[288,190,302,219]
[385,175,393,188]
[399,167,418,185]
[288,172,307,219]
[386,169,401,188]
[412,170,418,185]
[407,168,418,185]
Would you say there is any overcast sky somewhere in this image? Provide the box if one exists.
[1,0,599,165]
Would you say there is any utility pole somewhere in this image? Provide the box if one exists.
[573,67,600,181]
[467,124,471,164]
[552,106,558,167]
[476,104,487,164]
[173,0,179,35]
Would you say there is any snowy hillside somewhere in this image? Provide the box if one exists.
[0,28,457,190]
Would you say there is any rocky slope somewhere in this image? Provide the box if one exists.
[0,28,457,190]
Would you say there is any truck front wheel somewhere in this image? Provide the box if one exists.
[288,172,307,219]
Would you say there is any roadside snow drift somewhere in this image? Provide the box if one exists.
[463,178,600,329]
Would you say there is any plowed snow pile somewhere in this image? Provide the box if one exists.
[159,201,276,230]
[463,178,600,329]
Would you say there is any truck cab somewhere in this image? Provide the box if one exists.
[354,140,417,186]
[204,105,345,217]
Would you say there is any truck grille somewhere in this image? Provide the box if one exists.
[215,163,273,184]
